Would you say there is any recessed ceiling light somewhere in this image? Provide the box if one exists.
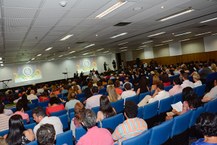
[174,31,191,37]
[82,53,89,55]
[97,48,104,51]
[26,61,31,64]
[31,58,35,61]
[158,7,194,22]
[45,47,53,51]
[37,54,42,57]
[200,17,217,23]
[95,1,127,19]
[195,31,211,36]
[110,32,128,39]
[84,44,95,49]
[96,34,98,37]
[133,7,143,11]
[0,61,3,63]
[118,42,128,45]
[161,6,164,9]
[142,40,153,44]
[59,55,63,57]
[0,57,2,60]
[60,34,73,41]
[180,38,190,42]
[212,33,217,36]
[0,64,4,67]
[121,49,127,52]
[69,51,76,54]
[148,32,165,37]
[139,45,147,48]
[119,46,127,49]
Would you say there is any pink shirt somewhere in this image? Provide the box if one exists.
[14,111,29,123]
[77,126,114,145]
[169,85,183,96]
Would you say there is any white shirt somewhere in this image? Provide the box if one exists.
[181,80,194,89]
[85,94,102,109]
[121,90,136,100]
[204,85,217,100]
[27,94,38,101]
[0,114,10,131]
[149,90,170,103]
[33,116,63,138]
[194,80,202,88]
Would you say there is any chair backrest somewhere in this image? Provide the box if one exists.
[205,99,217,114]
[137,107,143,118]
[125,95,139,104]
[99,88,106,95]
[100,113,124,131]
[194,84,206,98]
[56,130,74,145]
[38,101,49,107]
[122,130,151,145]
[143,101,159,120]
[25,109,33,117]
[69,112,75,121]
[68,107,74,115]
[24,123,36,130]
[139,92,151,102]
[58,114,69,131]
[91,106,100,114]
[158,97,174,114]
[26,140,38,145]
[76,93,85,102]
[171,110,193,137]
[31,99,39,104]
[173,93,182,103]
[28,103,36,110]
[189,106,205,127]
[75,126,87,141]
[164,85,173,91]
[149,119,173,145]
[0,129,9,136]
[111,99,124,114]
[50,109,67,116]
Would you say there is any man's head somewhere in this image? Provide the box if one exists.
[124,82,131,90]
[182,73,189,80]
[32,107,46,123]
[92,86,99,94]
[81,109,96,129]
[156,83,164,91]
[37,124,56,145]
[173,77,181,85]
[124,101,138,118]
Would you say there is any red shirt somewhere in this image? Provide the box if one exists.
[46,104,65,116]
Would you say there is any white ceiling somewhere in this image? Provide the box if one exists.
[0,0,217,64]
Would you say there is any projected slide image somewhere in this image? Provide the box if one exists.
[76,58,98,73]
[14,65,42,83]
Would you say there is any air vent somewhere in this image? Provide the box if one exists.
[114,22,131,26]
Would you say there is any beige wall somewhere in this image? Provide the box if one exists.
[132,49,145,59]
[181,38,204,54]
[153,45,170,58]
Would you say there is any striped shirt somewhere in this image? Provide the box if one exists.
[112,118,148,144]
[0,114,10,132]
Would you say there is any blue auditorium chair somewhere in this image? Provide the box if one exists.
[205,99,217,114]
[158,97,174,114]
[69,112,75,121]
[31,99,39,104]
[142,101,159,120]
[25,109,33,117]
[137,106,143,118]
[91,106,100,114]
[38,101,49,107]
[173,93,182,103]
[149,119,173,145]
[125,95,139,104]
[58,114,69,131]
[28,103,36,110]
[164,85,173,91]
[189,106,205,127]
[24,123,36,130]
[0,129,8,136]
[56,130,74,145]
[75,126,87,141]
[111,99,124,114]
[122,130,151,145]
[68,107,74,115]
[100,113,124,131]
[76,93,85,102]
[194,84,206,98]
[139,92,151,102]
[50,109,67,116]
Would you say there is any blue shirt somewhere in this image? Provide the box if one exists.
[192,138,217,145]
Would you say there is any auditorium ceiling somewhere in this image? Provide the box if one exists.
[0,0,217,64]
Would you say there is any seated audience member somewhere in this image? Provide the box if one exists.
[97,81,104,91]
[150,75,161,92]
[210,63,217,72]
[20,94,30,111]
[160,72,171,87]
[85,86,102,109]
[72,81,82,94]
[199,63,212,83]
[50,85,60,95]
[169,77,183,96]
[138,83,170,107]
[136,76,149,95]
[65,90,80,111]
[114,80,123,95]
[192,113,217,145]
[121,83,136,100]
[5,115,34,145]
[77,109,114,145]
[192,72,202,88]
[107,79,114,88]
[0,103,10,132]
[27,90,38,101]
[202,79,217,102]
[46,97,65,116]
[32,107,63,137]
[0,100,13,116]
[70,102,85,136]
[14,99,30,123]
[112,101,148,144]
[181,72,194,88]
[96,95,116,122]
[83,81,94,100]
[37,124,56,145]
[107,86,121,102]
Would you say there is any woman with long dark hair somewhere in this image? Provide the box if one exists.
[5,114,34,145]
[96,95,116,122]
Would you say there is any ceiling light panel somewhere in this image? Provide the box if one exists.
[60,34,73,41]
[174,32,191,37]
[110,32,127,39]
[45,47,53,51]
[200,17,217,23]
[84,44,95,49]
[147,32,165,37]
